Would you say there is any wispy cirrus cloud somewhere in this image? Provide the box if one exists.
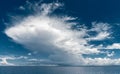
[86,22,111,41]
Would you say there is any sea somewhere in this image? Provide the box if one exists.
[0,66,120,74]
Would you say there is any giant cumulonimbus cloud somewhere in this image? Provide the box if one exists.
[4,2,120,66]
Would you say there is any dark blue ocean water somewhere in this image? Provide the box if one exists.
[0,66,120,74]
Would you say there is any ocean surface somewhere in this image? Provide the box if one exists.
[0,66,120,74]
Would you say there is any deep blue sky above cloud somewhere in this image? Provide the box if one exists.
[1,0,120,66]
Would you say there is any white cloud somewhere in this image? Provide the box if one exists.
[87,32,110,40]
[28,53,32,56]
[106,51,114,57]
[84,58,120,65]
[87,22,111,41]
[4,2,115,66]
[106,43,120,49]
[0,56,15,66]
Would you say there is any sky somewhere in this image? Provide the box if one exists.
[1,0,120,66]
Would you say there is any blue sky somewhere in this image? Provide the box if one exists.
[1,0,120,66]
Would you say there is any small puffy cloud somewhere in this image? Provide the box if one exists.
[106,43,120,49]
[106,51,114,57]
[28,53,32,56]
[91,22,111,32]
